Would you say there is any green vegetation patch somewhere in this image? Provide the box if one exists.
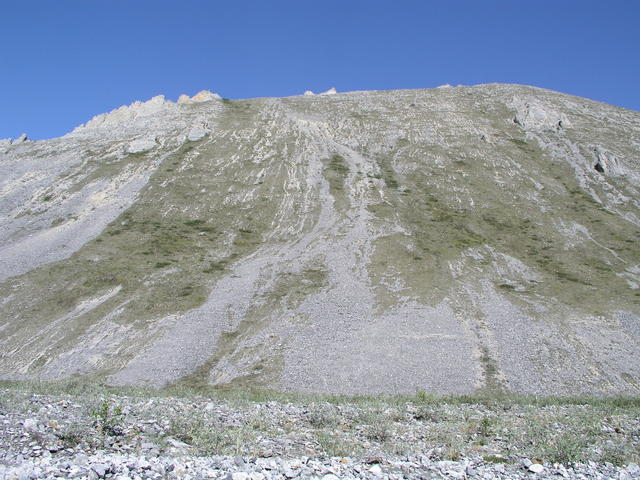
[364,120,640,316]
[322,154,350,211]
[0,102,293,376]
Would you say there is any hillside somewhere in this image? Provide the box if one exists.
[1,84,639,396]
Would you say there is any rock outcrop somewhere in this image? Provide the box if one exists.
[319,87,337,95]
[177,91,222,104]
[191,90,221,102]
[512,100,569,132]
[187,125,208,142]
[127,136,157,154]
[73,95,172,132]
[0,134,28,152]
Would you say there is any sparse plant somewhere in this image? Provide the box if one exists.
[364,421,391,442]
[315,431,362,457]
[540,432,588,464]
[477,416,493,445]
[246,413,270,432]
[56,423,90,448]
[167,413,230,456]
[415,389,436,404]
[91,398,124,436]
[483,454,508,463]
[598,442,634,466]
[446,445,462,461]
[413,406,443,422]
[307,406,339,428]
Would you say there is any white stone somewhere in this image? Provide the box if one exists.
[191,90,221,102]
[74,95,170,131]
[304,90,315,96]
[187,126,207,142]
[91,463,109,477]
[231,473,249,480]
[319,87,337,96]
[593,145,629,177]
[127,137,157,154]
[368,464,382,475]
[513,100,569,132]
[23,418,38,432]
[177,94,192,104]
[529,463,544,473]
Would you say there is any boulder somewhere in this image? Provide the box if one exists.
[91,463,109,478]
[23,418,38,433]
[593,146,626,176]
[187,126,207,142]
[127,137,157,154]
[529,463,544,473]
[513,100,569,132]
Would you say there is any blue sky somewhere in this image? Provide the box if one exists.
[1,0,638,140]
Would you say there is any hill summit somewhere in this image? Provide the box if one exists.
[1,84,639,396]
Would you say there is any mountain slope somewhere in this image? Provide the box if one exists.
[1,84,639,395]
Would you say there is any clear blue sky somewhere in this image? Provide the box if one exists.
[1,0,638,140]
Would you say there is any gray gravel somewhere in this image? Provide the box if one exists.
[1,387,638,479]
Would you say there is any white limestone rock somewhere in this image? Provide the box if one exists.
[127,137,157,154]
[529,463,544,473]
[191,90,221,102]
[1,134,27,151]
[187,126,207,142]
[178,91,222,104]
[368,465,383,476]
[23,418,38,433]
[74,95,171,132]
[593,146,626,176]
[303,90,315,96]
[513,100,569,132]
[318,87,337,96]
